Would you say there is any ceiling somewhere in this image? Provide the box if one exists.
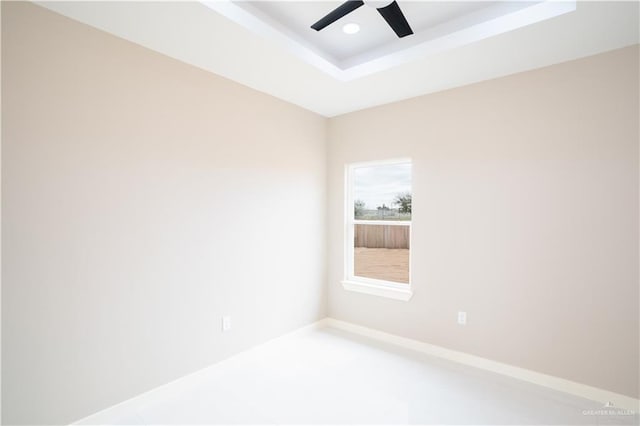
[235,1,501,65]
[37,1,639,117]
[212,1,577,79]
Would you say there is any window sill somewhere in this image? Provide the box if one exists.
[341,280,413,301]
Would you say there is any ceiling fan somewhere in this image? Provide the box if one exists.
[311,0,413,38]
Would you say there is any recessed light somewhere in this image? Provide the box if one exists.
[342,23,360,35]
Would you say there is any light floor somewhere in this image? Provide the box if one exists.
[82,327,638,425]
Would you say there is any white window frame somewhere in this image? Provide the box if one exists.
[341,158,413,301]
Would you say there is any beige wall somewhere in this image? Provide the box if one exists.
[1,3,326,424]
[328,46,639,399]
[3,1,639,424]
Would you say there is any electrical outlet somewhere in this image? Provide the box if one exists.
[457,311,467,325]
[222,316,232,332]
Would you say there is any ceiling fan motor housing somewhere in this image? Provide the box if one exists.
[311,0,414,38]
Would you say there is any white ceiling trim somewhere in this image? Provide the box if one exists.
[203,1,577,81]
[202,0,345,79]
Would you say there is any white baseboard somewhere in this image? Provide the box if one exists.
[73,316,638,424]
[323,317,639,412]
[71,318,329,425]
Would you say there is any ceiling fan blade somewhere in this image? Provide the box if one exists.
[377,1,413,38]
[311,0,365,31]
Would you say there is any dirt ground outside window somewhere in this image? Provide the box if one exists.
[354,247,409,284]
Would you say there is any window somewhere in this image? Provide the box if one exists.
[342,159,413,301]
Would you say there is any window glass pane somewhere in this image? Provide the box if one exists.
[353,163,411,220]
[354,224,410,284]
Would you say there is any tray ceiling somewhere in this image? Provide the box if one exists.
[36,1,640,116]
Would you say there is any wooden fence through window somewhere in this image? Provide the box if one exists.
[354,224,410,249]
